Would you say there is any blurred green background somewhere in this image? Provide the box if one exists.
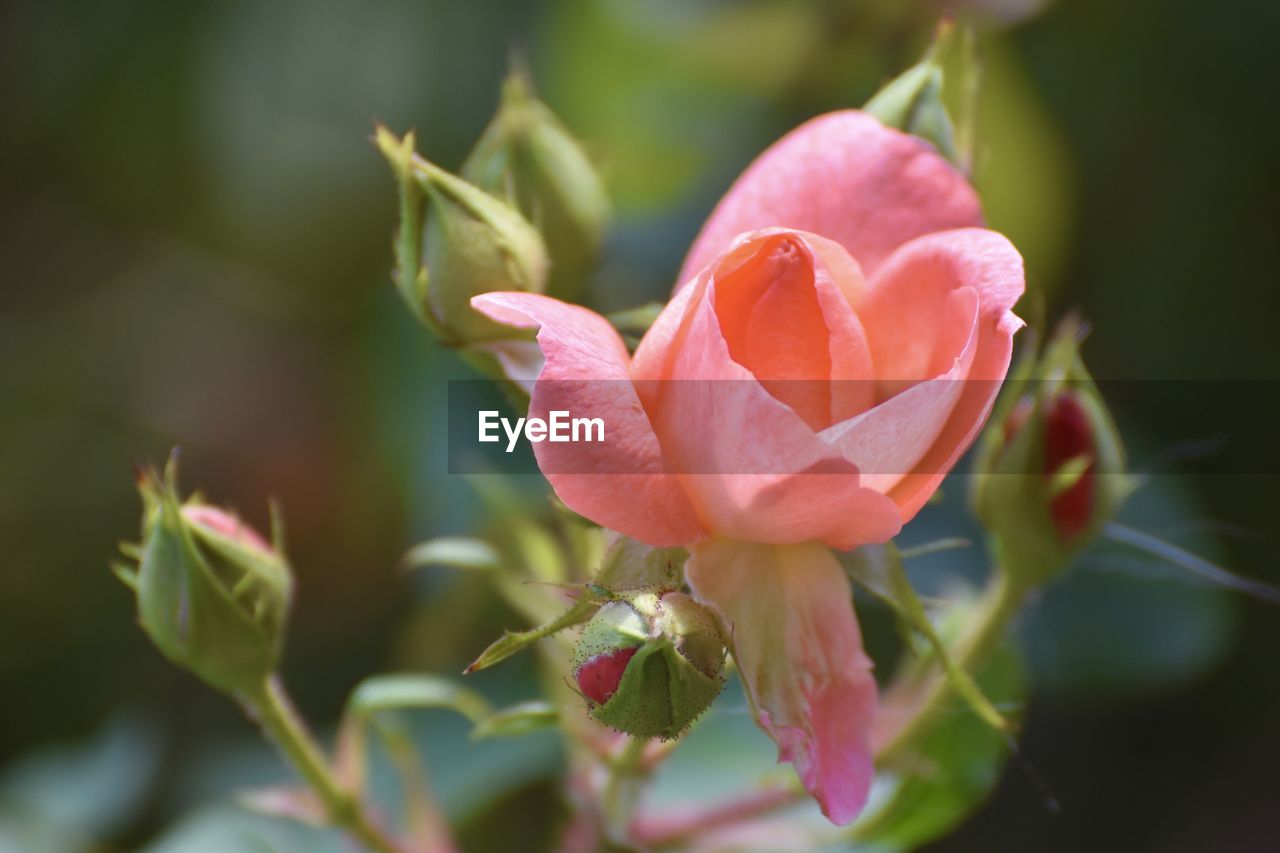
[2,0,1278,850]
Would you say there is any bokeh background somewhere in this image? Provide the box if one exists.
[2,0,1278,850]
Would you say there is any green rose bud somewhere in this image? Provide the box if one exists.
[864,19,960,164]
[972,326,1130,586]
[116,459,292,696]
[376,126,548,345]
[573,592,725,740]
[463,71,610,303]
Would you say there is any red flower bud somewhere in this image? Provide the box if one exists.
[1043,392,1095,541]
[575,645,639,705]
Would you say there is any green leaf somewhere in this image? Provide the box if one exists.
[854,636,1026,850]
[472,702,559,740]
[840,544,1008,732]
[465,596,599,673]
[346,674,492,724]
[401,537,502,572]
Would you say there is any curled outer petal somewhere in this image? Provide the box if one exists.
[679,110,982,289]
[471,293,704,546]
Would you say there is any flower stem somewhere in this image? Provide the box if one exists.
[877,570,1027,764]
[244,676,398,853]
[600,735,650,843]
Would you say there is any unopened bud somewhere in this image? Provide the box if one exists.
[377,127,548,345]
[116,459,292,695]
[572,592,725,740]
[864,20,959,163]
[463,72,610,303]
[973,330,1128,585]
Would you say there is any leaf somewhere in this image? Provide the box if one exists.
[465,597,599,673]
[472,702,559,740]
[854,636,1027,850]
[346,674,493,724]
[840,544,1009,732]
[337,673,492,798]
[402,537,502,572]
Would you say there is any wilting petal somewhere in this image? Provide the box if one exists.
[686,539,877,825]
[679,111,982,287]
[471,293,704,546]
[856,228,1025,519]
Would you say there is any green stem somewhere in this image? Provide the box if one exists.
[244,676,398,853]
[877,571,1027,764]
[601,735,650,843]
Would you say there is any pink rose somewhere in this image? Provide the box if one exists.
[473,110,1025,824]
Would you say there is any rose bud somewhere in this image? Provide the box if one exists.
[376,127,548,345]
[572,592,726,740]
[863,19,959,164]
[463,71,610,303]
[972,335,1128,585]
[115,460,293,696]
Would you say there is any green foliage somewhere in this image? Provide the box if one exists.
[471,702,559,740]
[854,638,1026,851]
[842,543,1008,733]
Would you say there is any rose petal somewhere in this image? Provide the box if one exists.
[713,233,833,429]
[647,233,901,548]
[820,287,979,495]
[471,293,704,546]
[856,228,1026,519]
[687,539,877,825]
[678,111,982,288]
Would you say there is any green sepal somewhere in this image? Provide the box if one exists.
[465,595,600,674]
[573,595,726,740]
[588,637,722,741]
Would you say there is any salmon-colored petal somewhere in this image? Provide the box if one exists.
[687,539,877,825]
[807,234,876,423]
[471,293,704,546]
[821,287,978,495]
[678,111,982,288]
[858,228,1026,519]
[647,235,901,548]
[714,233,832,429]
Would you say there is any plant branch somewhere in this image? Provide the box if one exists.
[244,676,399,853]
[876,570,1027,764]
